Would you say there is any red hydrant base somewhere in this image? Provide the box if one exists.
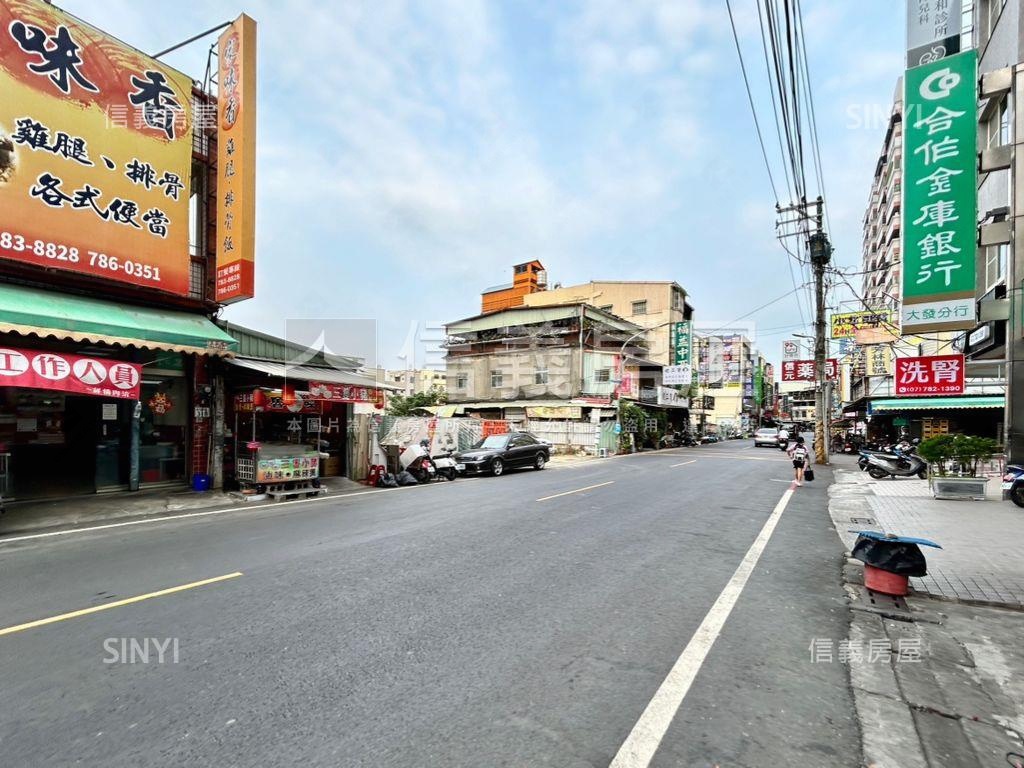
[864,564,910,596]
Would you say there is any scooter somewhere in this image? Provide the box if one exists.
[432,450,464,481]
[399,440,437,484]
[1002,465,1024,507]
[863,444,928,480]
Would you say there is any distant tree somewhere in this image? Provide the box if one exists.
[387,384,447,416]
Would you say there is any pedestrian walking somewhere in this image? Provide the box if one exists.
[788,435,809,486]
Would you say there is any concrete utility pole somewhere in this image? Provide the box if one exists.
[777,196,832,465]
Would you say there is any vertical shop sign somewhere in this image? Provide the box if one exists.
[215,14,257,303]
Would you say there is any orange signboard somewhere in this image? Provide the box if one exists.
[0,0,193,294]
[214,14,257,304]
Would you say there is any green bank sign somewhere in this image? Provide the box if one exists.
[902,50,977,333]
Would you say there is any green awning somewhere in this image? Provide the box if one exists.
[0,283,238,355]
[871,396,1005,412]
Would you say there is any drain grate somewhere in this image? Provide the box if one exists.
[850,516,876,525]
[864,588,909,612]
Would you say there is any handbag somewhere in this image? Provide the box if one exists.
[804,468,815,482]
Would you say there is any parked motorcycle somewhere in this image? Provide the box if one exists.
[432,450,464,481]
[400,440,437,484]
[862,443,927,480]
[1002,465,1024,507]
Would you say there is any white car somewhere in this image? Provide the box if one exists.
[753,427,780,448]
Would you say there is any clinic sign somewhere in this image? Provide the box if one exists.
[670,320,692,366]
[902,50,977,333]
[0,0,193,295]
[215,14,257,304]
[906,0,961,69]
[0,346,141,398]
[895,353,965,395]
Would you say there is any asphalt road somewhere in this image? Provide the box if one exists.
[0,440,860,768]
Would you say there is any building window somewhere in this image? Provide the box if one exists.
[599,304,614,313]
[456,373,468,389]
[984,243,1008,290]
[987,95,1011,148]
[188,259,205,300]
[535,369,549,385]
[631,300,647,316]
[987,0,1005,40]
[490,370,503,388]
[595,368,611,383]
[962,1,975,50]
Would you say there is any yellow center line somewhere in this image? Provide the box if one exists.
[536,481,615,502]
[0,571,243,637]
[670,459,698,468]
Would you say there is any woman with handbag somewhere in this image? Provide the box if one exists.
[788,435,809,487]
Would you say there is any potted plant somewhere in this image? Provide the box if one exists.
[916,433,998,500]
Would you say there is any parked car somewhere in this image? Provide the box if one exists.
[753,427,780,447]
[456,431,550,476]
[699,434,719,444]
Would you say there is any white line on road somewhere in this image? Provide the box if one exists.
[609,486,797,768]
[669,460,697,468]
[536,481,614,502]
[0,489,415,544]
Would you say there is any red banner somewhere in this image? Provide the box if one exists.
[895,354,965,396]
[0,346,141,399]
[307,382,382,405]
[780,359,838,382]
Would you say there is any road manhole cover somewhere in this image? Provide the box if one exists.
[850,517,875,525]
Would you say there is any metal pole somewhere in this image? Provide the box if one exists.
[152,21,233,59]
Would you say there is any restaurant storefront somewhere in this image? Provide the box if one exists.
[0,284,237,500]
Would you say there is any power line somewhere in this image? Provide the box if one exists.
[697,281,813,338]
[726,0,780,203]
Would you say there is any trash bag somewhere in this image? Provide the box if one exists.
[396,470,420,486]
[851,535,928,577]
[377,473,399,488]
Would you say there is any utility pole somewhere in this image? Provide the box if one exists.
[777,195,832,465]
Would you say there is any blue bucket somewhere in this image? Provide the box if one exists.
[191,473,212,492]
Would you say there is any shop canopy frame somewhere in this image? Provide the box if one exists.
[870,396,1005,413]
[0,283,237,356]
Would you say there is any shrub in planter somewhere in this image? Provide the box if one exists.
[917,434,998,477]
[917,433,998,500]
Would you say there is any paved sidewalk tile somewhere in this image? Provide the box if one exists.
[830,468,1024,608]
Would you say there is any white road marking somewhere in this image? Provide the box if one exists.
[670,459,697,468]
[0,481,483,546]
[609,486,797,768]
[536,481,614,502]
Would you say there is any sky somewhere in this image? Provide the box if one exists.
[58,0,906,371]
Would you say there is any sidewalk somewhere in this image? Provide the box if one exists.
[829,460,1024,608]
[827,457,1024,767]
[0,476,368,538]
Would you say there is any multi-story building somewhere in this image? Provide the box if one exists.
[522,281,694,365]
[444,303,677,426]
[380,368,446,398]
[862,80,904,310]
[967,0,1023,459]
[694,332,765,433]
[844,2,1010,447]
